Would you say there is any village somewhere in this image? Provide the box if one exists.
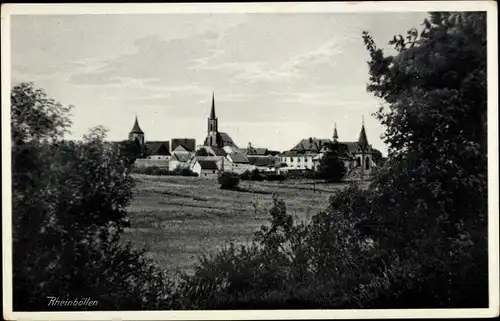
[130,93,383,181]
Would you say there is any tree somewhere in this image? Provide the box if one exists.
[317,143,346,182]
[361,12,487,307]
[118,139,143,165]
[195,148,209,156]
[218,172,240,190]
[11,83,172,310]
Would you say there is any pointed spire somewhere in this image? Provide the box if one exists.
[358,118,369,150]
[209,91,216,119]
[333,122,339,142]
[130,115,144,134]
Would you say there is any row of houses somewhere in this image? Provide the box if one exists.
[128,93,382,180]
[135,143,284,179]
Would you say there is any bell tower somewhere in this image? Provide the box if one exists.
[204,92,222,147]
[129,115,145,147]
[208,92,218,134]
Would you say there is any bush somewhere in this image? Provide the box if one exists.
[240,170,251,180]
[265,174,286,181]
[218,172,240,190]
[317,147,346,182]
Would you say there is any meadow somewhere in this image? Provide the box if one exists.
[122,174,358,274]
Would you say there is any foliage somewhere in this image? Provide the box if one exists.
[174,11,488,309]
[117,139,143,165]
[218,172,240,190]
[132,166,198,177]
[11,83,172,310]
[360,11,487,307]
[240,169,285,182]
[317,144,347,182]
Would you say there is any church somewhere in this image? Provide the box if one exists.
[203,93,238,151]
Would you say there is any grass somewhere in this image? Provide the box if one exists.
[122,174,356,274]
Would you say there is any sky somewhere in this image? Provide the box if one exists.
[11,12,429,154]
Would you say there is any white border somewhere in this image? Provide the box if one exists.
[2,2,499,320]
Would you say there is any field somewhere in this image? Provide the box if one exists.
[122,174,359,274]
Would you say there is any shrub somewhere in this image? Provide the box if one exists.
[240,170,251,180]
[218,172,240,190]
[265,174,286,181]
[317,148,346,183]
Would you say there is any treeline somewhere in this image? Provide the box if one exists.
[132,166,198,177]
[11,12,487,310]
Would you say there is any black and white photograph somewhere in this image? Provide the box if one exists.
[2,2,499,320]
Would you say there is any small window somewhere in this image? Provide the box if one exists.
[213,170,216,173]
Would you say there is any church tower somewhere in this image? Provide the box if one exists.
[354,116,374,172]
[208,92,218,133]
[332,123,339,143]
[204,92,222,148]
[129,116,145,147]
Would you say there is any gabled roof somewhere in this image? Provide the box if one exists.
[146,141,170,156]
[207,146,227,156]
[173,145,189,153]
[197,160,219,170]
[229,152,249,164]
[130,117,144,134]
[171,138,196,152]
[291,138,331,152]
[172,153,192,162]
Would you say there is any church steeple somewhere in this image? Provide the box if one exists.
[130,115,144,134]
[209,91,216,120]
[208,92,218,134]
[129,115,145,148]
[333,122,339,142]
[357,117,369,151]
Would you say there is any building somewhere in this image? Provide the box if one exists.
[168,153,193,171]
[128,116,145,148]
[311,122,378,179]
[280,137,329,171]
[171,138,196,153]
[280,121,379,179]
[203,92,238,149]
[245,142,270,157]
[191,155,233,172]
[191,159,219,179]
[227,152,255,174]
[145,141,171,160]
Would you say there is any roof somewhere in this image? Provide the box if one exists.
[358,125,369,150]
[281,150,319,157]
[197,160,219,170]
[172,153,192,162]
[291,138,331,152]
[229,152,249,163]
[247,147,268,155]
[209,92,216,119]
[341,142,359,152]
[194,156,225,162]
[254,157,278,167]
[146,141,170,156]
[130,117,144,134]
[219,132,237,147]
[207,146,227,156]
[171,138,196,152]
